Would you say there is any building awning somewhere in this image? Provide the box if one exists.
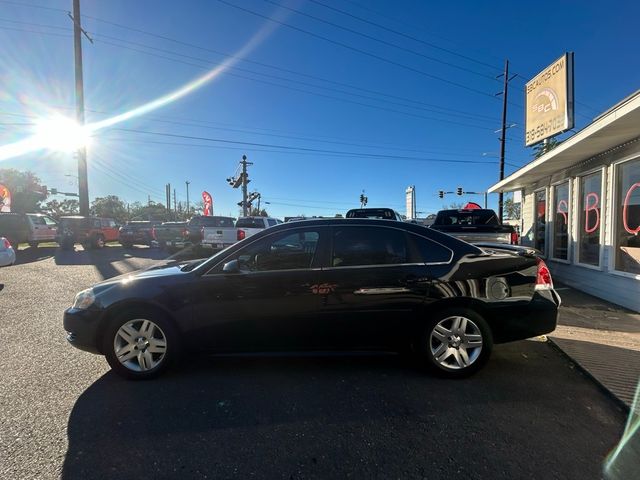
[488,90,640,193]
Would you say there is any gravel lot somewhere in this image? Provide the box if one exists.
[0,245,628,479]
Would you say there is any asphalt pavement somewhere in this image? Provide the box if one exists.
[0,245,629,479]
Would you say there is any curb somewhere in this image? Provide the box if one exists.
[547,337,630,413]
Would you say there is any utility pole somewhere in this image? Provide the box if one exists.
[497,59,516,222]
[173,188,177,219]
[185,180,190,217]
[72,0,90,216]
[241,155,251,217]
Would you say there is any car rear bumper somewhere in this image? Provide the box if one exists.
[484,288,560,344]
[63,307,103,354]
[0,248,16,266]
[119,233,151,244]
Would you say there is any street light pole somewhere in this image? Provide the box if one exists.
[185,180,190,217]
[72,0,89,216]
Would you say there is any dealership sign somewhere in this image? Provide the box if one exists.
[0,184,11,212]
[525,53,574,146]
[202,191,213,216]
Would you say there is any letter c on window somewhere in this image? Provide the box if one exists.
[557,199,568,224]
[623,182,640,235]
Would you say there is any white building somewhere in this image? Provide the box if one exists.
[489,90,640,312]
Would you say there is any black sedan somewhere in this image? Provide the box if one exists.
[64,218,560,379]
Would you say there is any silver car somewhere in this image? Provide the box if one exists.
[0,237,16,267]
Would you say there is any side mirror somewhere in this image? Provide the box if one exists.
[222,259,240,274]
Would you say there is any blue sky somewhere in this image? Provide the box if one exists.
[1,0,639,218]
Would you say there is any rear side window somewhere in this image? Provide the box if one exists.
[436,211,499,226]
[28,215,46,226]
[43,216,57,226]
[236,218,265,229]
[267,219,277,227]
[201,217,234,228]
[332,226,408,267]
[408,234,453,264]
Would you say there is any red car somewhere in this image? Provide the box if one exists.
[57,216,120,250]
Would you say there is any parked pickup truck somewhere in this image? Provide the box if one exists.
[429,208,518,245]
[0,212,58,248]
[118,220,162,248]
[152,221,186,253]
[233,216,282,242]
[181,216,236,246]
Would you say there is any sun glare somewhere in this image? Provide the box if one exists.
[32,116,92,152]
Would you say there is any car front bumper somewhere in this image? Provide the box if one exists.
[485,288,560,344]
[63,307,104,354]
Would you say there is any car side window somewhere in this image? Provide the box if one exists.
[235,229,321,272]
[29,216,46,226]
[331,226,408,267]
[43,216,57,226]
[407,233,453,264]
[267,219,277,227]
[93,219,101,228]
[107,220,116,228]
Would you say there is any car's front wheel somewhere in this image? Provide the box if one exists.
[418,308,492,378]
[104,310,180,380]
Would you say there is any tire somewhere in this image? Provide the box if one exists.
[61,238,75,251]
[94,235,105,249]
[120,242,133,249]
[417,307,493,378]
[28,242,38,249]
[103,309,181,380]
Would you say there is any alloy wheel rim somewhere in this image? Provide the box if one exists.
[114,319,167,372]
[429,316,483,370]
[97,237,105,248]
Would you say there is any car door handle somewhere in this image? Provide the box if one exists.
[354,287,411,295]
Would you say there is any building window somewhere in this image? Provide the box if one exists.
[534,190,546,254]
[553,182,569,260]
[615,158,640,274]
[578,171,602,266]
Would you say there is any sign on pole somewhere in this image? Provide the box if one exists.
[525,53,574,146]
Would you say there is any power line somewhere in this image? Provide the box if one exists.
[214,0,499,99]
[305,0,504,73]
[78,12,504,123]
[260,0,500,81]
[106,127,523,166]
[0,0,66,13]
[92,36,497,130]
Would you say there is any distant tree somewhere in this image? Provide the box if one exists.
[43,199,79,218]
[532,138,560,159]
[446,202,465,209]
[129,200,170,222]
[91,195,129,223]
[0,168,47,213]
[503,197,521,220]
[249,207,269,217]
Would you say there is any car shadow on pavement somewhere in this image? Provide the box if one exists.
[51,245,206,280]
[12,246,57,265]
[62,341,626,480]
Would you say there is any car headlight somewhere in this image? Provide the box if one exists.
[72,288,95,310]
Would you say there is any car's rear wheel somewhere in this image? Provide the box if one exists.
[418,308,492,378]
[28,242,38,248]
[104,310,180,380]
[120,242,133,249]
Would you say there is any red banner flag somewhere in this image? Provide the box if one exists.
[202,191,213,216]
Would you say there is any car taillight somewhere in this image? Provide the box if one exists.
[183,228,189,238]
[237,229,246,241]
[535,257,553,290]
[2,238,10,249]
[151,227,157,240]
[510,231,519,245]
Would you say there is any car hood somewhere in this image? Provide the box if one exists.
[92,259,203,290]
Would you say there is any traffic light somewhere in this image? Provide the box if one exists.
[438,190,444,199]
[359,193,365,204]
[457,187,463,196]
